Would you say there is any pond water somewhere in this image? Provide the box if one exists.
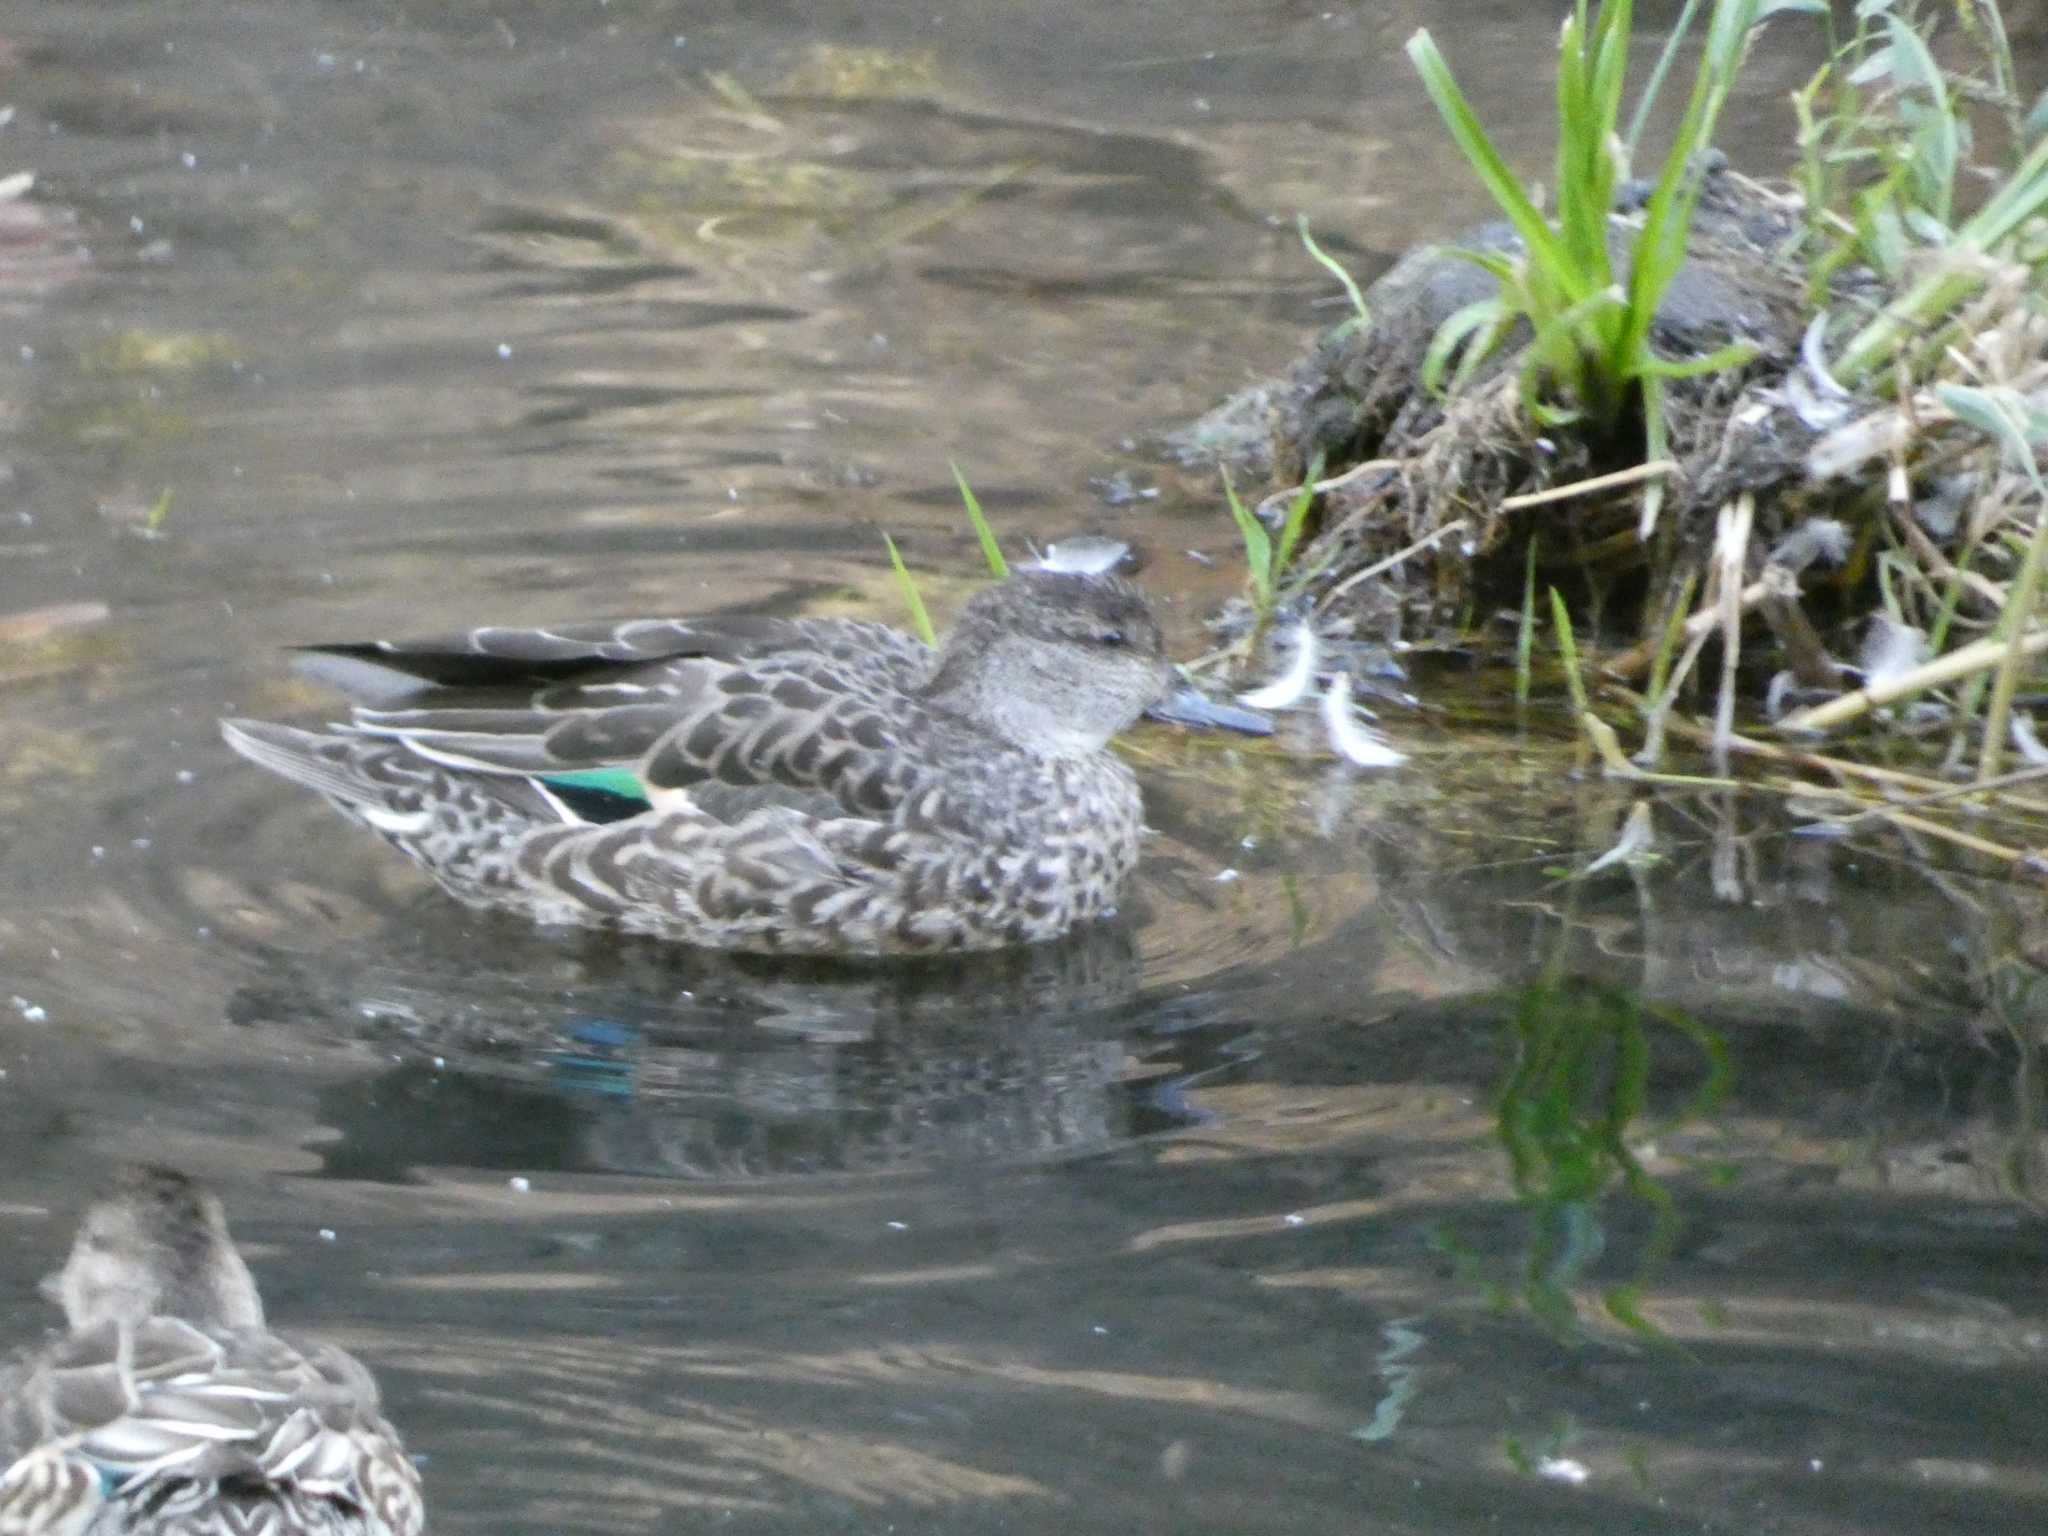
[2,1,2045,1531]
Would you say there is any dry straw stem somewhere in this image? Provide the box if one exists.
[1255,458,1400,526]
[1976,493,2048,782]
[1888,502,2008,612]
[1785,786,2039,872]
[1581,710,1737,788]
[1809,350,2048,482]
[1637,718,2048,866]
[1879,808,2038,866]
[1670,560,1832,649]
[1777,625,2048,732]
[1651,705,2048,817]
[1634,497,1750,768]
[1318,519,1471,609]
[1497,458,1679,512]
[1713,494,1755,772]
[1803,762,2048,831]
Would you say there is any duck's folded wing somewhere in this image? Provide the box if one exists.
[25,1320,297,1469]
[354,651,949,824]
[0,1320,423,1536]
[298,615,925,705]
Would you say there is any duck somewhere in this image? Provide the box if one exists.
[220,568,1177,955]
[0,1164,424,1536]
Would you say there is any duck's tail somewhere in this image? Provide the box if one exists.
[220,719,393,810]
[220,719,572,834]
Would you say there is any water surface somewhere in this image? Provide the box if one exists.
[1,3,2045,1532]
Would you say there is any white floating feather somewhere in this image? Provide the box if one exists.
[1033,535,1129,575]
[1238,623,1319,710]
[1320,672,1405,768]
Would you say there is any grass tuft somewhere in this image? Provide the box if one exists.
[1405,0,1776,437]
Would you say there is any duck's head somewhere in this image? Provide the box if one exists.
[44,1164,265,1332]
[923,570,1171,756]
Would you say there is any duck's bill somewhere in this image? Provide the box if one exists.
[1146,687,1275,736]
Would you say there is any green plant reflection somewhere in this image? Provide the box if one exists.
[1452,977,1732,1341]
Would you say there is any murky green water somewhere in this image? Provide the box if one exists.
[2,2,2045,1531]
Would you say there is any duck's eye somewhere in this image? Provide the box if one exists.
[1095,628,1127,648]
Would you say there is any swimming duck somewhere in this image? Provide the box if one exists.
[220,569,1175,954]
[0,1164,424,1536]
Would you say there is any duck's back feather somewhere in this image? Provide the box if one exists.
[327,616,957,821]
[297,615,928,699]
[0,1317,422,1536]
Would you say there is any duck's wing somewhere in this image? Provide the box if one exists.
[297,615,928,706]
[338,625,956,825]
[0,1318,423,1536]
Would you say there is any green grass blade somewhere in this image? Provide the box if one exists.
[1274,450,1327,579]
[950,461,1009,579]
[1639,370,1669,539]
[1516,535,1541,711]
[1518,284,1624,420]
[1550,587,1591,716]
[1222,468,1273,605]
[1644,568,1699,709]
[1406,30,1577,287]
[1938,384,2048,495]
[1626,0,1708,151]
[1959,128,2048,250]
[1617,0,1762,371]
[1452,304,1520,395]
[1422,297,1510,396]
[1637,338,1758,379]
[1449,246,1522,283]
[1554,10,1603,277]
[1977,485,2048,782]
[1297,216,1370,325]
[1884,15,1957,223]
[883,532,939,647]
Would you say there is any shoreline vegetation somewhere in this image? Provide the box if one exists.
[1174,0,2048,876]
